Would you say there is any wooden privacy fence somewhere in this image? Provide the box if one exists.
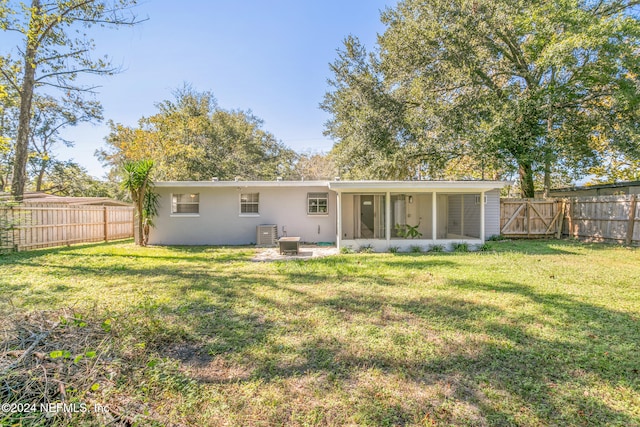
[0,205,134,251]
[501,195,639,245]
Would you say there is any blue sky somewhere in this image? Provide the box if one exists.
[51,1,396,178]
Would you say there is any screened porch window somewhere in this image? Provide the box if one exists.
[339,194,386,239]
[171,193,199,214]
[390,193,432,239]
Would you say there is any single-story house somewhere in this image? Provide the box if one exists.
[150,180,509,251]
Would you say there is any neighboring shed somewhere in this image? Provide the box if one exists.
[544,181,640,197]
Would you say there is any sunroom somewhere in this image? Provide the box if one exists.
[328,181,507,251]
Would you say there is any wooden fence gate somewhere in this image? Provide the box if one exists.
[501,195,639,245]
[500,199,564,238]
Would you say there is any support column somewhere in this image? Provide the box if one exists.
[461,195,465,237]
[480,191,486,242]
[385,191,391,243]
[432,191,437,242]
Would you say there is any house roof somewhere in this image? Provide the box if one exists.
[155,180,510,192]
[155,180,329,188]
[328,180,510,192]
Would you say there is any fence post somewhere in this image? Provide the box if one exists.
[12,206,19,251]
[556,200,565,239]
[627,194,637,246]
[526,200,531,238]
[103,206,109,242]
[567,199,574,239]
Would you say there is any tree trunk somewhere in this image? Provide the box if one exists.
[544,111,554,198]
[35,158,47,192]
[543,157,551,198]
[11,0,41,200]
[519,161,535,198]
[135,190,144,246]
[137,199,144,246]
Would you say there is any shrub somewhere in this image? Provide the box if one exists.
[388,246,400,253]
[453,242,469,252]
[478,243,492,252]
[358,245,374,253]
[428,244,445,253]
[409,245,423,253]
[340,246,354,254]
[488,234,507,241]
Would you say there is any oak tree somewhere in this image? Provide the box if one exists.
[324,0,640,196]
[100,86,298,182]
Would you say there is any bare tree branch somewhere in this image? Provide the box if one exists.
[35,67,118,82]
[36,49,90,65]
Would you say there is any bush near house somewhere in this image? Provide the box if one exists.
[0,240,638,426]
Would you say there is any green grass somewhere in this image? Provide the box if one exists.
[1,239,639,426]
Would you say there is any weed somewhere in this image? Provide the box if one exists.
[488,234,507,241]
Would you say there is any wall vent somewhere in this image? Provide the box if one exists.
[256,224,278,246]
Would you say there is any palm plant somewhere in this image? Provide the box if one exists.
[121,160,157,246]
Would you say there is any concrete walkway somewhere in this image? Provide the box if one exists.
[251,245,338,262]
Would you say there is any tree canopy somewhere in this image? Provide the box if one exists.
[99,87,298,182]
[323,0,640,196]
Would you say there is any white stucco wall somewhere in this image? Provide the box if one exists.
[484,189,500,238]
[149,185,337,245]
[148,182,505,248]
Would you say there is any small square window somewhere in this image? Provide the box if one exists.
[240,193,259,214]
[308,192,328,215]
[172,193,199,214]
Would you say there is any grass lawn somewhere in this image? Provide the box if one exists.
[0,240,639,426]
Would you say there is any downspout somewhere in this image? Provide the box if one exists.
[336,190,342,249]
[480,191,486,242]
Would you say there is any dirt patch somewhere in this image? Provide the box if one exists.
[251,245,339,262]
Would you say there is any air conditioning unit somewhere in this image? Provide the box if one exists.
[256,224,278,246]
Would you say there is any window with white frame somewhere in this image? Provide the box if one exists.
[240,193,259,214]
[172,193,199,214]
[307,192,328,215]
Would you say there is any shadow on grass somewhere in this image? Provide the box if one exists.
[486,238,631,255]
[182,274,639,425]
[2,241,638,425]
[143,260,638,424]
[0,239,133,261]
